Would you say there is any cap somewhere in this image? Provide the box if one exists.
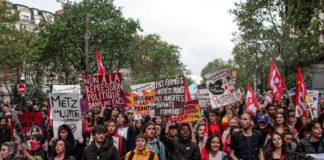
[257,115,268,124]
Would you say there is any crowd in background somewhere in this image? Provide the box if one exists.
[0,93,324,160]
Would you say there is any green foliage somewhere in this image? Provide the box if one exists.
[200,58,233,82]
[39,0,141,84]
[130,34,190,84]
[230,0,324,91]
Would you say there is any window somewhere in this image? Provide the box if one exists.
[20,15,29,20]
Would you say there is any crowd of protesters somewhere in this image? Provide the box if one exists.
[0,93,324,160]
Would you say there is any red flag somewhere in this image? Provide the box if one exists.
[294,67,308,117]
[184,80,192,102]
[267,58,285,102]
[245,83,259,115]
[95,49,106,75]
[200,119,209,160]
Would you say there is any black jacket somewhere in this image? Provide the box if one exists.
[164,137,200,160]
[82,140,121,160]
[296,137,324,154]
[0,125,11,145]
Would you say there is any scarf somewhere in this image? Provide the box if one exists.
[107,131,124,155]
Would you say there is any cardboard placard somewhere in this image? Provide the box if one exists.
[49,93,81,121]
[197,89,210,108]
[53,120,82,139]
[204,70,237,108]
[177,100,202,123]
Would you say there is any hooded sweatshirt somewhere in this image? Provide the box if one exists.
[146,137,166,160]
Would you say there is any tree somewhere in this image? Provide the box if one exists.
[200,58,233,83]
[231,0,324,91]
[130,34,190,84]
[39,0,141,84]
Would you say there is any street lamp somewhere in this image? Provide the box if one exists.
[48,73,55,93]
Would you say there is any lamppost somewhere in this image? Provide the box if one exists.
[48,73,55,93]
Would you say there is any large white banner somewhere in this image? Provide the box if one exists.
[204,70,237,108]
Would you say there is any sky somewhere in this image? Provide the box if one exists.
[10,0,238,83]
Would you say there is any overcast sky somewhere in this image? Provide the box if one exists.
[10,0,238,83]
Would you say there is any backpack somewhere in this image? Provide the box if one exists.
[128,151,155,160]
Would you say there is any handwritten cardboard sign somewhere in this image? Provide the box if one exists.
[82,73,125,109]
[204,70,237,108]
[197,89,210,108]
[49,93,81,121]
[53,120,82,139]
[177,100,202,123]
[308,90,319,118]
[155,76,185,116]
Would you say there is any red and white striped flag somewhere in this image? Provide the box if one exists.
[267,58,285,102]
[294,67,308,117]
[95,49,106,75]
[245,83,259,115]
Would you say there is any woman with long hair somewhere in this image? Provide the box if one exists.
[49,139,75,160]
[196,123,205,152]
[265,132,286,160]
[201,134,228,160]
[274,113,292,135]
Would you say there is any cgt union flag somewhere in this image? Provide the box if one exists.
[267,58,285,102]
[95,49,106,75]
[294,67,308,117]
[245,83,259,115]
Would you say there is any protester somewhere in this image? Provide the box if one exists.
[48,124,84,159]
[273,113,292,135]
[207,109,222,135]
[124,134,158,160]
[105,119,126,157]
[142,122,166,160]
[0,142,20,160]
[196,123,205,152]
[0,117,11,146]
[296,120,324,154]
[230,113,265,160]
[265,132,286,160]
[49,139,75,160]
[222,116,239,143]
[201,134,228,160]
[169,123,201,160]
[116,112,136,152]
[283,131,297,152]
[21,134,48,160]
[82,125,121,160]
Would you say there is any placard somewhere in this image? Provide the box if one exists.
[204,70,236,108]
[49,93,81,121]
[308,90,319,118]
[53,120,82,139]
[82,73,125,109]
[177,100,202,123]
[155,76,185,116]
[52,85,81,94]
[197,89,210,108]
